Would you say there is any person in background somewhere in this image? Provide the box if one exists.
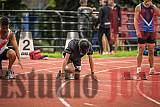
[98,0,113,55]
[78,0,93,38]
[109,0,121,53]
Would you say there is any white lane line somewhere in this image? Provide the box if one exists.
[83,103,96,106]
[136,82,160,105]
[56,80,72,107]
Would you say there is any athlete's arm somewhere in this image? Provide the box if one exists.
[10,33,21,61]
[61,53,70,74]
[88,55,97,80]
[153,5,160,16]
[10,32,23,69]
[134,4,141,38]
[88,55,94,73]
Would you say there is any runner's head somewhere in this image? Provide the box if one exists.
[0,16,9,32]
[79,39,90,54]
[144,0,152,7]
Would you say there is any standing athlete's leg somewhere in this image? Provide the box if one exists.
[147,32,156,74]
[137,44,145,68]
[137,37,146,74]
[148,44,155,68]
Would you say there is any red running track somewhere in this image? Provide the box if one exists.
[0,56,160,107]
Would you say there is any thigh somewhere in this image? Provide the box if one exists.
[146,32,156,44]
[138,32,146,44]
[147,43,155,51]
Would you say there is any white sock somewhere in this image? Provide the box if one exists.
[150,67,154,72]
[137,67,141,74]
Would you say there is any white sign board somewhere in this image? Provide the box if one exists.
[65,32,79,49]
[19,32,34,58]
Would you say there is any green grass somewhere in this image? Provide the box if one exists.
[93,50,137,58]
[42,52,63,58]
[42,50,137,58]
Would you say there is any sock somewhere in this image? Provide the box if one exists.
[150,67,154,72]
[137,67,141,74]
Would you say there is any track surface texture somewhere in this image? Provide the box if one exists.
[0,56,160,107]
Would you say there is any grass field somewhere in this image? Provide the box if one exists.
[42,50,138,58]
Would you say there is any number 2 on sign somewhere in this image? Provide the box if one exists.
[23,40,30,50]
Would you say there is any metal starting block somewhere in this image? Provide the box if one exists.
[123,71,131,80]
[138,72,147,80]
[123,71,147,80]
[64,72,75,80]
[56,70,80,80]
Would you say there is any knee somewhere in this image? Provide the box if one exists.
[148,49,154,55]
[138,47,145,55]
[148,45,155,55]
[65,65,75,73]
[7,49,16,60]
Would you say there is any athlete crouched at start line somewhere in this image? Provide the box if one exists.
[57,39,97,80]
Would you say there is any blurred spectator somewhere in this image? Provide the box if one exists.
[119,7,130,51]
[91,8,99,51]
[78,0,93,38]
[98,0,113,54]
[109,0,121,53]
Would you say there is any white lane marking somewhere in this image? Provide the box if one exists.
[136,82,160,105]
[56,80,72,107]
[84,103,96,106]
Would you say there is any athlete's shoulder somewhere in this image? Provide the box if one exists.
[136,3,141,9]
[135,4,141,12]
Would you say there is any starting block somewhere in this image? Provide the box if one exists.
[56,70,80,80]
[139,72,147,80]
[64,72,75,80]
[123,71,131,80]
[123,71,147,80]
[64,70,81,80]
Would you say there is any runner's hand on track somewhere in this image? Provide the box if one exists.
[56,70,64,80]
[18,59,23,70]
[91,72,97,81]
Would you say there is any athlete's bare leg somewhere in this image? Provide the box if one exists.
[147,43,155,68]
[6,49,16,70]
[137,44,145,67]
